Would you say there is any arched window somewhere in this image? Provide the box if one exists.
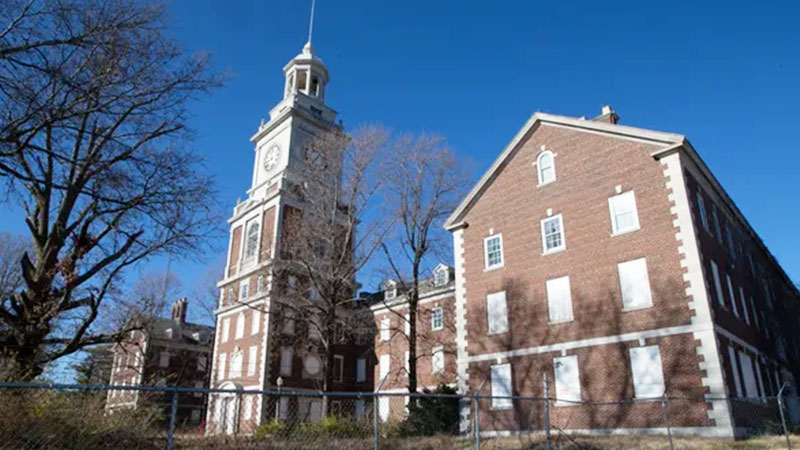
[537,151,556,185]
[244,219,260,260]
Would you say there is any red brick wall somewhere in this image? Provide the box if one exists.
[373,293,457,391]
[460,124,690,355]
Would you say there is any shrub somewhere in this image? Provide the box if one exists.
[0,390,161,450]
[394,385,459,437]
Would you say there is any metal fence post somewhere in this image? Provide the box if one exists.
[373,393,380,450]
[661,393,674,450]
[543,373,552,450]
[473,396,480,450]
[165,389,178,450]
[778,383,793,450]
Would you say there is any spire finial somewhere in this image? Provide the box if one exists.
[307,0,316,46]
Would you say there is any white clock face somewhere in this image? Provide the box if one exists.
[263,144,281,172]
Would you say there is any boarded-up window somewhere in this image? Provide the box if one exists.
[630,346,665,398]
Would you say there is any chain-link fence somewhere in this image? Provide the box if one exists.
[0,382,798,449]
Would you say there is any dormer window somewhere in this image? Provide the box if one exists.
[537,150,556,185]
[385,280,397,300]
[433,266,449,287]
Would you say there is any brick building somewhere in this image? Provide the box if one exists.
[207,39,373,435]
[370,263,458,421]
[443,106,800,437]
[106,298,213,427]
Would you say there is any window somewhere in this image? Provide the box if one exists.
[696,192,709,231]
[239,280,249,301]
[486,291,508,334]
[159,351,170,368]
[609,191,640,235]
[728,347,743,397]
[712,207,723,244]
[230,350,243,378]
[283,308,296,335]
[431,307,444,331]
[618,258,653,310]
[726,275,739,317]
[404,313,410,337]
[738,351,760,399]
[379,397,390,422]
[221,317,231,343]
[546,276,574,323]
[629,346,666,398]
[726,226,737,260]
[739,287,750,325]
[434,267,448,286]
[355,400,366,418]
[235,312,245,339]
[754,359,766,399]
[710,260,725,307]
[379,354,390,380]
[244,219,260,260]
[243,396,253,421]
[484,234,504,269]
[541,215,565,254]
[247,346,258,376]
[537,151,556,185]
[432,346,445,374]
[197,355,207,372]
[226,287,233,303]
[490,363,513,409]
[751,297,760,330]
[404,351,409,377]
[217,353,227,380]
[334,355,344,382]
[257,275,264,294]
[252,308,261,335]
[280,346,293,376]
[554,355,581,404]
[380,316,390,341]
[356,358,367,382]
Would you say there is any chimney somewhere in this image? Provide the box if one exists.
[592,105,619,124]
[171,298,188,324]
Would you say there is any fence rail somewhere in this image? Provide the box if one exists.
[0,381,797,450]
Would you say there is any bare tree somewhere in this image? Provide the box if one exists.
[0,0,223,380]
[380,133,471,395]
[272,125,389,412]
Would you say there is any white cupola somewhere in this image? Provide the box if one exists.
[283,41,329,103]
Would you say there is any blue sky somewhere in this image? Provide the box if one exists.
[3,1,800,325]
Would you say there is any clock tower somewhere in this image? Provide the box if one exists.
[207,38,347,434]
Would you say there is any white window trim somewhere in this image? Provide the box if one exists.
[726,274,739,318]
[431,306,444,331]
[221,318,231,343]
[608,190,641,236]
[536,150,556,186]
[541,214,566,255]
[483,234,504,271]
[380,316,390,342]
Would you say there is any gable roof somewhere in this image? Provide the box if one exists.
[443,112,685,230]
